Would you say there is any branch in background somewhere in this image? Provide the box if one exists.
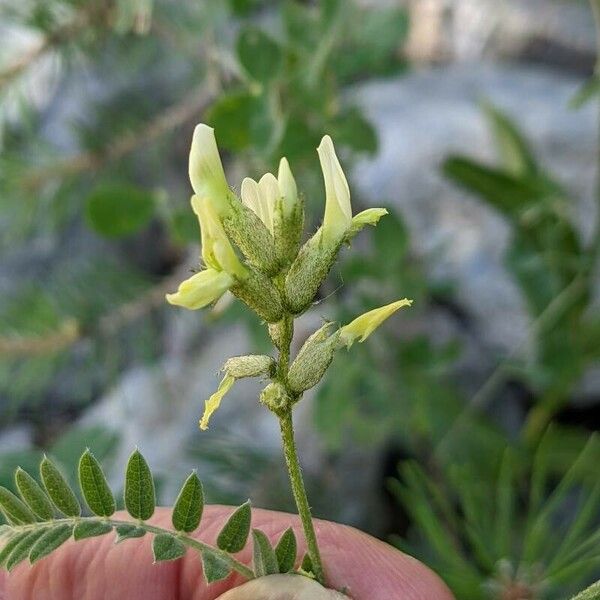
[0,272,182,358]
[0,2,112,89]
[23,85,212,190]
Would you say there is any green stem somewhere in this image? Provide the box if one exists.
[8,516,255,580]
[279,410,325,585]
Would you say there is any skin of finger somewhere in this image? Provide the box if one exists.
[0,506,454,600]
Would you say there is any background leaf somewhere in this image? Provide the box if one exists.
[85,183,155,238]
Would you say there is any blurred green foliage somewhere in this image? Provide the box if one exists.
[392,433,600,599]
[443,103,600,444]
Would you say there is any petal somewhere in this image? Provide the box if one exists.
[166,269,234,310]
[339,298,413,348]
[318,135,352,245]
[258,173,279,233]
[199,373,235,430]
[188,124,231,216]
[277,157,298,218]
[191,196,246,278]
[241,177,262,216]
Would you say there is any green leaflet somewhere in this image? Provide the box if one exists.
[172,472,204,533]
[0,487,36,525]
[30,524,74,564]
[15,468,54,521]
[201,548,232,583]
[73,521,113,541]
[275,527,297,573]
[152,533,186,562]
[40,456,81,517]
[217,501,251,553]
[115,524,146,543]
[78,450,115,517]
[252,529,278,577]
[0,531,31,567]
[124,449,155,521]
[300,552,314,576]
[5,529,48,571]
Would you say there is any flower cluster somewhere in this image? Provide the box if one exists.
[167,124,411,428]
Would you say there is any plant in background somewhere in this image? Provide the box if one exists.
[0,125,410,591]
[391,431,600,600]
[443,103,600,446]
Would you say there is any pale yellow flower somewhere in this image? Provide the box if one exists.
[188,124,232,216]
[318,135,352,245]
[199,373,235,430]
[339,299,413,348]
[166,269,234,310]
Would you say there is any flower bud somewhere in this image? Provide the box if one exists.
[223,355,275,379]
[230,265,284,323]
[339,298,413,348]
[274,158,304,266]
[166,269,234,310]
[259,382,291,414]
[199,373,235,430]
[277,157,298,219]
[318,135,352,246]
[189,124,234,217]
[221,199,280,276]
[287,323,341,394]
[284,230,340,314]
[192,196,247,279]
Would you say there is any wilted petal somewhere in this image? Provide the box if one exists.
[199,373,235,430]
[339,298,413,348]
[166,269,234,310]
[277,157,298,218]
[318,135,351,245]
[191,196,246,278]
[189,124,231,216]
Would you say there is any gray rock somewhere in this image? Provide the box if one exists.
[352,64,597,355]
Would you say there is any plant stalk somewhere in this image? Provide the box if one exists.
[279,410,326,585]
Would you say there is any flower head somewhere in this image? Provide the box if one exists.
[340,298,413,348]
